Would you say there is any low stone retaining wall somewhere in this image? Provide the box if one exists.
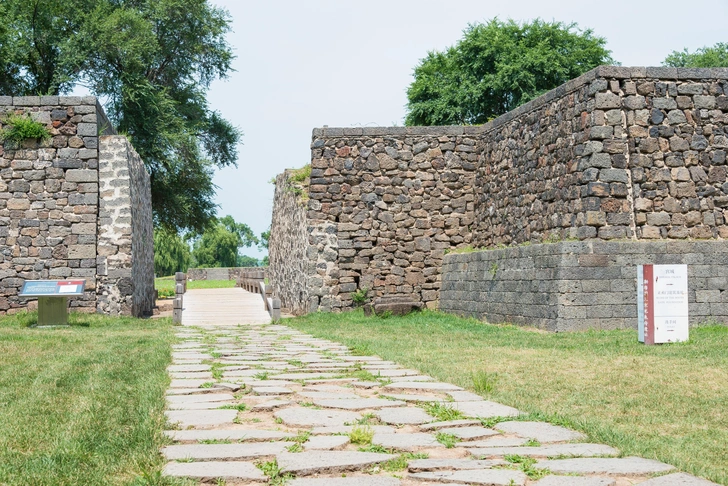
[441,241,728,331]
[187,267,264,281]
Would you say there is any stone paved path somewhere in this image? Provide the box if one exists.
[163,322,719,486]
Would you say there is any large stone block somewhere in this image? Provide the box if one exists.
[68,244,96,259]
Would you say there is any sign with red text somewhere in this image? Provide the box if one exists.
[638,265,689,344]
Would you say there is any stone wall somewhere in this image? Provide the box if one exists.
[473,66,728,247]
[269,171,311,314]
[270,66,728,324]
[441,241,728,331]
[0,95,152,316]
[97,136,154,317]
[187,267,262,281]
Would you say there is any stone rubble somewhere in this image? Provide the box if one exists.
[162,324,716,485]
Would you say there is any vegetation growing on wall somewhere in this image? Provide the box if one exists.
[0,113,51,146]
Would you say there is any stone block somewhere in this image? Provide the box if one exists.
[66,169,97,182]
[68,244,96,259]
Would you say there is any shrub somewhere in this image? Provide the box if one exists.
[0,114,51,146]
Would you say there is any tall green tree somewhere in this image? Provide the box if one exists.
[191,215,258,268]
[0,0,240,233]
[664,43,728,68]
[153,227,191,277]
[405,19,614,126]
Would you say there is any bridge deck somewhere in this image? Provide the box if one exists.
[181,288,271,326]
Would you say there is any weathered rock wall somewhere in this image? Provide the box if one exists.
[269,171,310,314]
[270,66,728,323]
[97,136,154,317]
[302,127,480,311]
[441,241,728,330]
[474,66,728,246]
[0,95,152,316]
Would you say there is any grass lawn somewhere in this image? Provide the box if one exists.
[0,312,176,486]
[155,277,236,296]
[287,310,728,485]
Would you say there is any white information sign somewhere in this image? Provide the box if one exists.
[637,264,689,344]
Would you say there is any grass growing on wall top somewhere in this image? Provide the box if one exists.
[0,312,177,485]
[286,309,728,485]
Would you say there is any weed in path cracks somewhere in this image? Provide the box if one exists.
[422,402,465,422]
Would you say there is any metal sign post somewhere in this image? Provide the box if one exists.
[18,280,86,327]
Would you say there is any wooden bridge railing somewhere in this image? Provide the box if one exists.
[238,269,281,321]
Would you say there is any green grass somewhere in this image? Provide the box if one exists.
[0,312,177,486]
[286,309,728,485]
[154,278,236,294]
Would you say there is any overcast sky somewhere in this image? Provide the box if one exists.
[207,0,728,259]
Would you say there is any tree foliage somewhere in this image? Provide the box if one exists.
[153,227,191,277]
[663,43,728,68]
[405,19,615,126]
[191,215,258,268]
[0,0,240,232]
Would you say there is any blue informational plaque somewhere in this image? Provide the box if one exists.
[19,280,86,297]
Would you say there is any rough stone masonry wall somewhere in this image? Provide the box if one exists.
[0,95,152,316]
[301,127,479,312]
[97,136,154,317]
[441,241,728,330]
[269,171,311,315]
[474,66,728,247]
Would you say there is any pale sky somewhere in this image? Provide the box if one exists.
[206,0,728,260]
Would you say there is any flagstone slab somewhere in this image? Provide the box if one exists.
[534,457,675,475]
[438,426,500,441]
[163,461,266,481]
[384,382,463,392]
[166,387,215,396]
[251,399,293,411]
[242,380,298,387]
[286,476,400,486]
[452,401,521,418]
[419,420,482,431]
[373,432,442,450]
[312,425,396,435]
[635,473,721,485]
[533,477,616,486]
[495,421,586,443]
[467,437,530,448]
[167,393,234,404]
[380,393,447,403]
[299,391,361,400]
[165,428,295,442]
[304,435,350,450]
[212,382,242,392]
[172,352,213,360]
[274,408,360,427]
[447,391,484,402]
[277,451,396,475]
[169,372,214,380]
[290,478,399,486]
[168,401,233,410]
[367,369,421,377]
[165,409,237,428]
[274,372,339,380]
[304,385,354,392]
[407,458,506,472]
[470,443,618,458]
[169,379,211,388]
[167,364,211,372]
[375,407,435,425]
[252,386,294,395]
[314,398,407,410]
[391,375,435,382]
[410,469,528,485]
[162,442,287,460]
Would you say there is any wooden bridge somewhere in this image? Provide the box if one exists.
[173,271,280,327]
